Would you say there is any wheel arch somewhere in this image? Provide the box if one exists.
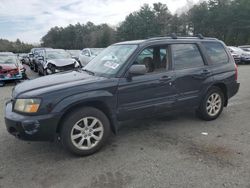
[56,100,117,135]
[211,82,228,107]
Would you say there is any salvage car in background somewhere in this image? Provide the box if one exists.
[18,53,29,65]
[228,46,242,64]
[0,52,26,86]
[79,48,104,66]
[30,48,52,72]
[37,49,81,75]
[66,50,81,63]
[228,46,250,64]
[239,45,250,52]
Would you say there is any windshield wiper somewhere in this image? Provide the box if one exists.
[82,68,95,76]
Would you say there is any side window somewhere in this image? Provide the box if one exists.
[135,46,169,74]
[202,42,229,64]
[172,44,204,70]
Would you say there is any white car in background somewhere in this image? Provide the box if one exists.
[79,48,104,66]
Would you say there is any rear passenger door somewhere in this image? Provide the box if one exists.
[171,43,213,108]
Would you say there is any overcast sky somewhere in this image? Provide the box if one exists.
[0,0,202,43]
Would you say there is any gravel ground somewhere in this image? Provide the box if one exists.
[0,65,250,188]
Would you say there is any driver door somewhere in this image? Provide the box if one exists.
[117,45,177,120]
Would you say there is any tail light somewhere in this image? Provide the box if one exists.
[234,63,238,81]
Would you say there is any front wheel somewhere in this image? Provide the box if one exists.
[196,87,224,121]
[60,107,111,156]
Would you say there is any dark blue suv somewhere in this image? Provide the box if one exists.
[5,36,240,156]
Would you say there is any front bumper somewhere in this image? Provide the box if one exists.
[0,73,23,81]
[241,57,250,62]
[4,101,61,141]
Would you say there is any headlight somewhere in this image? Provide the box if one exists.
[14,99,41,113]
[74,61,80,67]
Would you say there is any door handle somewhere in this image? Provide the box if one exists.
[200,69,211,76]
[159,75,172,82]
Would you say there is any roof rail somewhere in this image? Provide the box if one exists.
[196,34,204,39]
[145,34,217,42]
[170,33,178,39]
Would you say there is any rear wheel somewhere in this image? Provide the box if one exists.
[60,107,111,156]
[197,87,224,121]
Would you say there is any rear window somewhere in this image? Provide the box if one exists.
[203,42,229,64]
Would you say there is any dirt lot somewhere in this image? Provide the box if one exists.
[0,65,250,188]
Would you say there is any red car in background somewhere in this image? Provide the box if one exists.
[0,52,26,86]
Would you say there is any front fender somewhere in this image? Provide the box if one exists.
[52,90,118,133]
[52,90,116,114]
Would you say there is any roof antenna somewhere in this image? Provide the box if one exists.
[170,33,177,39]
[196,34,204,39]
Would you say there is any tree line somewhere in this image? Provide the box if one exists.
[1,0,250,53]
[42,0,250,49]
[0,39,34,53]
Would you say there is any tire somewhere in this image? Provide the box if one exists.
[196,86,224,121]
[38,68,43,76]
[34,65,38,72]
[30,64,34,70]
[60,107,111,156]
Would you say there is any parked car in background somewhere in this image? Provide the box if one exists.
[239,45,250,52]
[4,36,240,156]
[228,46,242,64]
[0,52,26,86]
[30,48,52,72]
[66,50,81,63]
[36,49,81,75]
[228,46,250,64]
[18,53,29,65]
[79,48,104,66]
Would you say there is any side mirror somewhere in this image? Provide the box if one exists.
[129,64,146,76]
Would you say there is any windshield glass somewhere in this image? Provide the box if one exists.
[90,48,104,56]
[68,50,80,57]
[0,55,17,64]
[46,51,71,59]
[84,45,138,77]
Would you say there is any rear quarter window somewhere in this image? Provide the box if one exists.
[202,42,229,64]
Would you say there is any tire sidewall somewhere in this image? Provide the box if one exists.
[61,107,111,156]
[199,87,224,121]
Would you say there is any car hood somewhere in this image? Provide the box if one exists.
[0,63,18,70]
[13,70,105,98]
[48,58,75,67]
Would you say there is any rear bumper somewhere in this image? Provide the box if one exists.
[228,82,240,99]
[5,101,61,141]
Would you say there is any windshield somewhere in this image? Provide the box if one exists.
[84,44,138,77]
[0,55,17,64]
[90,48,104,56]
[46,51,71,59]
[68,50,80,57]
